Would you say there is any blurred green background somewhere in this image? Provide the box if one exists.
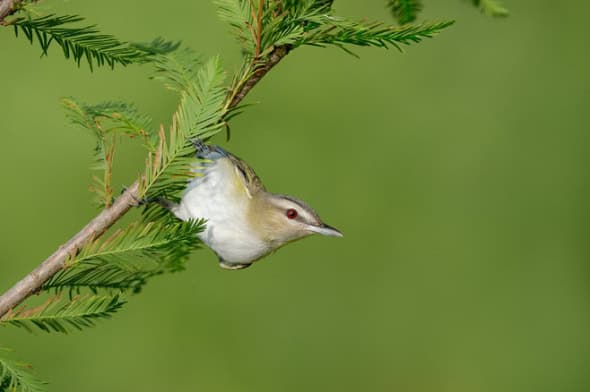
[1,1,589,391]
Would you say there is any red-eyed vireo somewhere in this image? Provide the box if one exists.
[163,142,342,270]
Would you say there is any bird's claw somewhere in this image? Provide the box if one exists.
[122,187,151,206]
[190,137,209,155]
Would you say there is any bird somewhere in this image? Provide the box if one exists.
[162,141,343,270]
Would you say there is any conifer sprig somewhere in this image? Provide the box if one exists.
[216,0,253,53]
[0,295,125,334]
[43,220,204,295]
[216,0,453,57]
[62,99,153,140]
[9,13,178,70]
[149,48,204,94]
[0,351,46,392]
[44,259,169,295]
[140,55,228,201]
[300,18,454,52]
[62,98,154,207]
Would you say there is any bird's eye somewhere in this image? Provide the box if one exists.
[286,208,298,219]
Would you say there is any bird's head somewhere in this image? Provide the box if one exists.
[250,193,343,247]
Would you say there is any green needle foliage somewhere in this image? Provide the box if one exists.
[219,0,453,125]
[140,55,229,203]
[216,0,252,52]
[62,99,154,207]
[43,220,204,295]
[299,18,454,52]
[0,295,125,334]
[63,99,153,140]
[0,351,46,392]
[149,48,204,93]
[216,0,452,57]
[387,0,423,24]
[8,13,178,70]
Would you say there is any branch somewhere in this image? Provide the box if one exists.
[0,0,23,24]
[0,46,291,319]
[0,183,140,317]
[229,45,290,108]
[0,350,46,392]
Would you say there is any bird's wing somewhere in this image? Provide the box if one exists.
[196,143,265,195]
[226,152,266,195]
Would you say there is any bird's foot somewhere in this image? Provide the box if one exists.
[218,258,252,270]
[121,187,157,206]
[190,137,209,155]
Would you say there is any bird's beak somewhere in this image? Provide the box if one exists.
[308,223,343,237]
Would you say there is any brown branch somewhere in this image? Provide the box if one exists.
[0,0,23,24]
[0,43,292,318]
[0,182,140,317]
[229,45,291,109]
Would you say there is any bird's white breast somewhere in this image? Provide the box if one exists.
[173,158,270,264]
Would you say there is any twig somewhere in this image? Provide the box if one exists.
[229,45,290,108]
[255,0,264,57]
[0,0,23,24]
[0,44,291,318]
[103,142,115,208]
[0,182,140,317]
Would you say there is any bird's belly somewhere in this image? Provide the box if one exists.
[204,225,270,263]
[178,163,269,264]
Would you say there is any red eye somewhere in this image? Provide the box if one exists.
[286,209,298,219]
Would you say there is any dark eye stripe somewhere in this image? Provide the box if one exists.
[278,195,318,216]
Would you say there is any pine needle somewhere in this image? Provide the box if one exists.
[140,56,228,200]
[43,220,204,295]
[0,351,46,392]
[0,295,126,334]
[10,14,178,70]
